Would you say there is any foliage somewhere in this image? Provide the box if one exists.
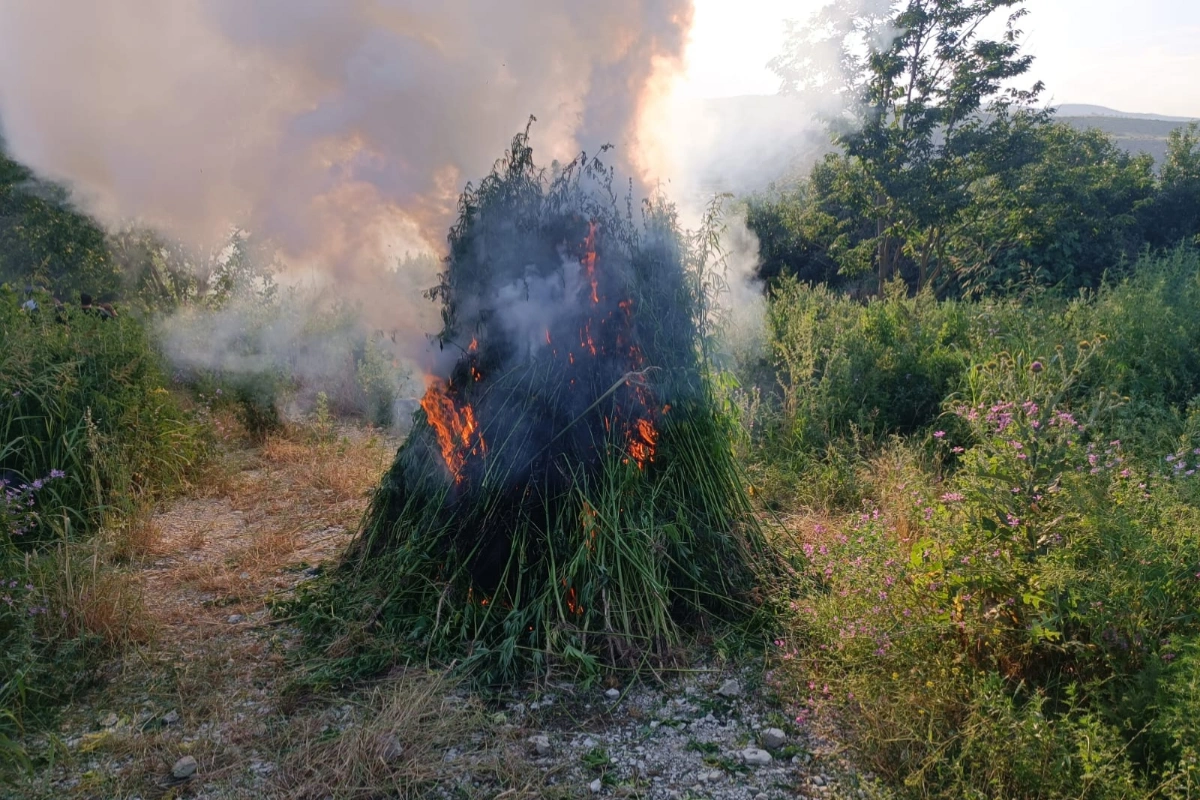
[771,0,1042,292]
[947,120,1156,295]
[0,287,209,535]
[753,249,1200,797]
[0,286,211,770]
[753,3,1199,298]
[0,148,120,300]
[1143,122,1200,250]
[108,225,278,314]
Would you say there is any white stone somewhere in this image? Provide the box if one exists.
[762,727,787,750]
[528,735,552,756]
[172,755,197,779]
[589,777,603,793]
[383,736,405,762]
[716,679,742,698]
[605,688,621,700]
[741,747,772,766]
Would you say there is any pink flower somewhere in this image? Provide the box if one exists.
[934,431,946,439]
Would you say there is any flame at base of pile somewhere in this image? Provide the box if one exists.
[323,127,767,683]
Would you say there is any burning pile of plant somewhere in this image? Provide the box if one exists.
[309,127,767,682]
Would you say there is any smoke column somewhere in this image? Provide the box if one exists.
[0,0,693,357]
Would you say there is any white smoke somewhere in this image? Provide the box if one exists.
[0,0,692,348]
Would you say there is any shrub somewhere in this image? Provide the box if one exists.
[0,287,208,535]
[772,337,1200,797]
[0,287,209,768]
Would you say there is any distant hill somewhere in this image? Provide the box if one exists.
[1053,104,1197,123]
[1055,105,1198,165]
[680,97,1199,197]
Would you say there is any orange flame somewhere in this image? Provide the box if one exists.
[420,378,486,483]
[565,586,583,615]
[583,222,600,304]
[628,417,658,470]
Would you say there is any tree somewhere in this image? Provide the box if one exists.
[771,0,1043,292]
[0,146,120,299]
[743,155,878,288]
[109,226,277,313]
[1142,122,1200,249]
[944,121,1155,294]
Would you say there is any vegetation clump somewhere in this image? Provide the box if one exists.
[752,250,1200,798]
[0,287,211,765]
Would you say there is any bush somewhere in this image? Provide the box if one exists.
[770,332,1200,797]
[0,286,209,767]
[741,278,967,509]
[0,287,208,535]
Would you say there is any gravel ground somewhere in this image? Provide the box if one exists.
[478,669,878,800]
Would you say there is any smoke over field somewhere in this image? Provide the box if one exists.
[0,0,693,355]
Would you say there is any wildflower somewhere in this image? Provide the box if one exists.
[49,469,65,479]
[1006,514,1021,527]
[1031,361,1044,373]
[940,492,964,503]
[933,431,946,439]
[951,446,964,454]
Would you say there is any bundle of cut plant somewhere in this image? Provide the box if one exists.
[301,125,769,684]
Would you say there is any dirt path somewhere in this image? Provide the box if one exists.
[11,426,397,799]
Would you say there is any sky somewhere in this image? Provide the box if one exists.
[679,0,1200,117]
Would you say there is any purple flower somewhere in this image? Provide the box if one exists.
[940,492,965,503]
[49,469,65,479]
[933,431,946,439]
[1031,361,1044,373]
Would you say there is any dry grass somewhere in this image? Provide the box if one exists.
[268,671,522,799]
[106,506,164,563]
[13,421,531,800]
[33,541,155,649]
